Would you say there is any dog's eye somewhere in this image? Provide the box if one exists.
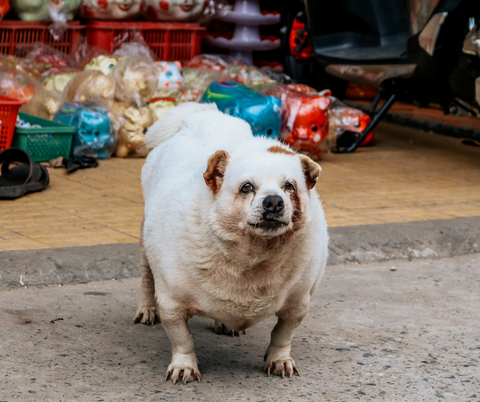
[240,182,254,193]
[284,182,295,191]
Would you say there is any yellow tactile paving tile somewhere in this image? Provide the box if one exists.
[0,121,479,251]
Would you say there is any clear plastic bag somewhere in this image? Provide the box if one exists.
[180,67,221,102]
[152,61,184,98]
[62,70,116,106]
[111,57,159,107]
[112,38,157,63]
[267,85,330,160]
[0,67,38,102]
[16,43,80,72]
[41,71,79,93]
[84,55,119,76]
[54,102,116,159]
[327,95,373,147]
[21,90,61,120]
[186,54,235,71]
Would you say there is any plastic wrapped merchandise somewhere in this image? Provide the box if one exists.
[16,43,80,72]
[148,97,176,121]
[13,0,80,21]
[202,81,281,138]
[54,102,115,159]
[180,67,221,102]
[267,85,330,160]
[0,68,37,102]
[152,61,184,98]
[112,40,156,63]
[223,64,277,94]
[115,106,154,157]
[84,55,118,76]
[186,54,235,71]
[327,96,373,147]
[21,90,61,120]
[79,0,142,20]
[41,71,79,93]
[111,57,159,107]
[0,55,43,78]
[62,70,116,107]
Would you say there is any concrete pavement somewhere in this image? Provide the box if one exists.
[1,253,479,401]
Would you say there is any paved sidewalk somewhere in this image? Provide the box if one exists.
[1,254,479,401]
[0,122,480,251]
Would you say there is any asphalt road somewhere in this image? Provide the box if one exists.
[1,253,479,401]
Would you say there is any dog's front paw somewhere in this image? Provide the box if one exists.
[264,345,299,378]
[133,305,160,325]
[214,320,246,337]
[166,353,201,384]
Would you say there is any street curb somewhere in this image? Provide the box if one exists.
[1,217,479,289]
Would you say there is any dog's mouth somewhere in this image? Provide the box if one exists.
[248,219,288,231]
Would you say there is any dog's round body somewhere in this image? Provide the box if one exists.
[137,103,328,383]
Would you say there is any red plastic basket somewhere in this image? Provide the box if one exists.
[86,21,205,63]
[0,21,84,56]
[0,94,26,151]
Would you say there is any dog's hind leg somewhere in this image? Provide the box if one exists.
[134,218,160,325]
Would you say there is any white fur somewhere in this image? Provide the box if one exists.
[139,102,328,382]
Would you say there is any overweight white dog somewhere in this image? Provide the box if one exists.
[134,102,328,384]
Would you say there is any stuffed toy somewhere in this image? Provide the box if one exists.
[202,81,281,138]
[115,106,154,157]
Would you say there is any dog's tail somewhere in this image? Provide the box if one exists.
[145,102,218,149]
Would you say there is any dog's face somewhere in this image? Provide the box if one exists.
[204,146,321,239]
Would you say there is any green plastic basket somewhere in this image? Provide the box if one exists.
[12,112,76,162]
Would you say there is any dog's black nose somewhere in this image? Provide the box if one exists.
[263,195,284,213]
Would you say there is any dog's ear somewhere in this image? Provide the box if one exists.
[204,150,230,193]
[298,154,321,190]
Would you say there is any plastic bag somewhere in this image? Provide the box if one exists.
[16,43,80,72]
[223,63,278,94]
[21,90,61,120]
[267,85,330,160]
[41,71,79,93]
[62,70,116,106]
[202,81,281,138]
[115,106,154,157]
[79,0,142,20]
[72,39,113,67]
[152,61,184,98]
[54,102,115,159]
[112,33,157,62]
[0,68,38,102]
[143,0,229,22]
[186,54,235,71]
[180,67,221,101]
[111,57,159,107]
[327,96,373,147]
[84,55,119,76]
[148,97,176,121]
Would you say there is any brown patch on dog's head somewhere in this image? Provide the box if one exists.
[298,154,321,190]
[267,145,295,156]
[204,150,230,194]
